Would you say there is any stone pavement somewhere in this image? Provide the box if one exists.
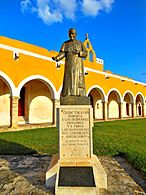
[0,155,145,195]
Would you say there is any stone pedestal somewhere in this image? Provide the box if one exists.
[46,105,107,194]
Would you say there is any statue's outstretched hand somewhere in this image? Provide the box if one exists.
[52,57,56,61]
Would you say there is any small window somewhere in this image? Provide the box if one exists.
[89,50,93,62]
[86,42,90,49]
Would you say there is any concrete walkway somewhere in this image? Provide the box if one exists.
[0,155,145,195]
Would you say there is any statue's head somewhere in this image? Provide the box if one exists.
[68,28,77,40]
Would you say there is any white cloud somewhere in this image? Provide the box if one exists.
[36,0,63,24]
[101,0,115,12]
[82,0,101,16]
[59,0,77,20]
[82,0,114,17]
[20,0,114,25]
[21,0,33,13]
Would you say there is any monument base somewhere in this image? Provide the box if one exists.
[46,105,107,194]
[60,96,90,105]
[46,154,107,195]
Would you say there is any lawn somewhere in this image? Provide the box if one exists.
[0,118,146,174]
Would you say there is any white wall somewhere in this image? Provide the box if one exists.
[0,80,10,126]
[108,100,119,119]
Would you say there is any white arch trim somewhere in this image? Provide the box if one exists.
[107,88,123,103]
[134,92,145,104]
[86,85,106,101]
[123,90,135,103]
[56,85,63,100]
[17,75,57,99]
[0,71,17,96]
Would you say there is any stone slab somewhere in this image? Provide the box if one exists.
[54,155,107,195]
[60,96,90,105]
[58,166,96,187]
[57,105,93,160]
[55,187,98,195]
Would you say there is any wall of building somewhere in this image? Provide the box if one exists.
[0,36,146,128]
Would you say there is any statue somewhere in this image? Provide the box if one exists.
[52,28,87,97]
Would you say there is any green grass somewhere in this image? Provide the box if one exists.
[93,119,146,174]
[0,127,58,155]
[0,119,146,174]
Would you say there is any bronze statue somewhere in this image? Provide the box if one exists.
[52,28,87,97]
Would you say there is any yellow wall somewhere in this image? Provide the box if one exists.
[0,35,146,101]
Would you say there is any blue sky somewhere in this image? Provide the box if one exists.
[0,0,146,83]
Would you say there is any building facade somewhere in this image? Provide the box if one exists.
[0,36,146,128]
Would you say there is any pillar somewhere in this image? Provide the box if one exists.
[131,103,134,118]
[142,103,145,117]
[103,101,108,121]
[119,102,123,119]
[10,96,19,128]
[133,103,137,118]
[52,99,60,125]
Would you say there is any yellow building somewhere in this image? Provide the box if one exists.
[0,36,146,129]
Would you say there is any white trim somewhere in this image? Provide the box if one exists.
[1,42,146,86]
[56,85,63,100]
[0,71,17,96]
[107,88,123,103]
[86,85,106,101]
[134,92,145,104]
[123,90,135,103]
[0,43,65,64]
[85,67,146,86]
[17,75,57,99]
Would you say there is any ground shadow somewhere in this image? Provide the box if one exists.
[0,139,37,154]
[114,155,146,192]
[0,139,53,194]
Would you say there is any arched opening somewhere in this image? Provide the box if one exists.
[135,94,144,117]
[107,90,121,119]
[18,87,25,116]
[88,88,105,120]
[123,92,134,118]
[138,103,142,116]
[126,103,129,116]
[18,79,54,124]
[0,77,11,126]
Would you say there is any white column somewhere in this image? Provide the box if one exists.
[10,96,19,128]
[142,103,145,117]
[133,103,137,118]
[52,99,60,125]
[103,101,108,121]
[119,102,123,119]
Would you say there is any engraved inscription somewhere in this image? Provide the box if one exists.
[60,108,91,158]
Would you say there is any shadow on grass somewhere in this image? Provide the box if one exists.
[0,139,52,193]
[0,139,37,155]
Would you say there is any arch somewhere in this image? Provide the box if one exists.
[0,71,16,96]
[107,88,122,119]
[17,75,57,99]
[134,92,145,104]
[17,79,54,124]
[86,85,106,102]
[123,90,134,103]
[135,92,145,117]
[123,90,134,118]
[87,85,106,120]
[107,88,122,103]
[0,72,15,126]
